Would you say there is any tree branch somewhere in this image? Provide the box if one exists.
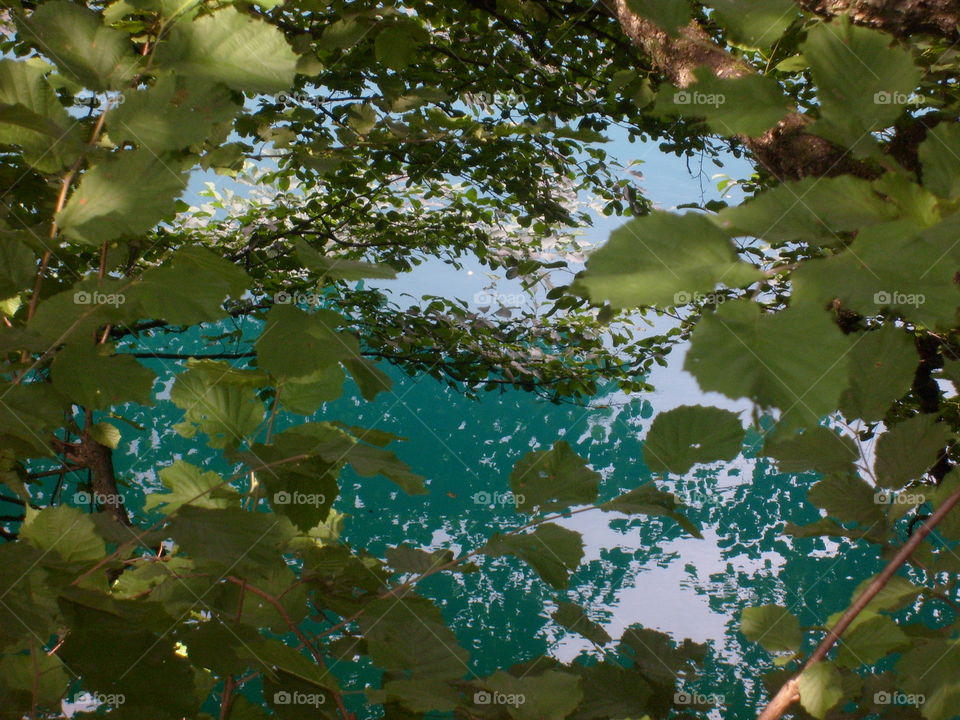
[756,481,960,720]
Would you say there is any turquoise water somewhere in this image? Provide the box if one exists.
[90,351,887,718]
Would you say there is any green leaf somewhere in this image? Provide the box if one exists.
[281,365,346,414]
[51,342,155,410]
[509,440,600,513]
[0,382,67,455]
[341,443,427,494]
[107,74,241,153]
[836,614,908,668]
[839,325,917,422]
[256,305,358,379]
[296,239,397,280]
[792,220,960,329]
[0,59,80,172]
[89,421,121,449]
[572,662,653,720]
[131,246,249,324]
[802,17,921,150]
[20,505,106,564]
[483,670,583,720]
[482,523,584,590]
[601,485,702,538]
[619,625,706,684]
[144,460,239,514]
[360,596,469,680]
[578,211,761,309]
[241,638,339,691]
[159,7,298,93]
[716,175,895,246]
[0,237,36,298]
[23,1,138,90]
[764,426,858,475]
[797,662,843,719]
[0,544,59,650]
[707,0,798,48]
[167,506,294,573]
[808,474,883,527]
[56,150,188,245]
[653,68,791,137]
[625,0,690,35]
[851,574,923,616]
[552,601,612,646]
[643,405,744,474]
[874,414,951,489]
[684,302,851,427]
[0,647,68,710]
[170,363,265,448]
[344,357,392,400]
[920,123,960,199]
[740,605,802,652]
[372,678,461,713]
[386,545,457,575]
[375,27,419,71]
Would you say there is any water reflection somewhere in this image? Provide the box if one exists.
[101,348,886,718]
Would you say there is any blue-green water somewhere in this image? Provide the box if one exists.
[86,354,889,718]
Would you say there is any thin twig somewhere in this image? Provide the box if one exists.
[756,483,960,720]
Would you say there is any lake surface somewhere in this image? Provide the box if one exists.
[94,344,886,719]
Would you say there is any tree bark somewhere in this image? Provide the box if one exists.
[796,0,960,40]
[603,0,918,181]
